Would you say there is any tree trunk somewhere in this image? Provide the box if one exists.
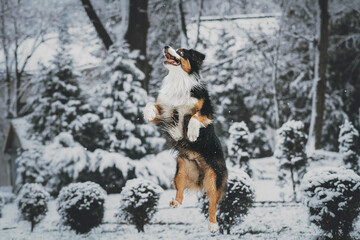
[80,0,113,50]
[124,0,150,91]
[193,0,204,49]
[290,167,297,202]
[177,0,188,48]
[13,18,19,117]
[307,0,329,151]
[31,220,35,232]
[0,0,11,118]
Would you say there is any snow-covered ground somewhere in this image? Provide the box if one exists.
[2,190,359,240]
[2,151,358,240]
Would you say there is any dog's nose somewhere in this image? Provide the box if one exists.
[164,46,170,50]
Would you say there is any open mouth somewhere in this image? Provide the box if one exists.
[164,50,181,66]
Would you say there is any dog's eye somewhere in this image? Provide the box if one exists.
[177,50,183,57]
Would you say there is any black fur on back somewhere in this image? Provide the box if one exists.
[172,83,227,190]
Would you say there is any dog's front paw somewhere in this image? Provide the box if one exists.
[169,199,180,208]
[187,118,203,142]
[143,102,158,122]
[208,222,219,233]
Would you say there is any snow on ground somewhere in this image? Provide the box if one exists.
[1,151,352,239]
[2,189,360,240]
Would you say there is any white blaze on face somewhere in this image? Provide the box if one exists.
[164,46,181,70]
[167,46,181,59]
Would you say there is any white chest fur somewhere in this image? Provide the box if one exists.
[157,67,200,140]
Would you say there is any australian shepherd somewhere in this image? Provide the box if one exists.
[143,46,227,233]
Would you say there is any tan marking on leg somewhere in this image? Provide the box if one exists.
[192,114,213,127]
[173,157,187,205]
[203,168,220,224]
[193,99,204,113]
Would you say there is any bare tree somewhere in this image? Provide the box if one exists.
[80,0,114,50]
[124,0,151,91]
[307,0,329,151]
[177,0,188,48]
[1,0,50,118]
[193,0,204,49]
[0,0,11,117]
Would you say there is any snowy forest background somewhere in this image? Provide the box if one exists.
[1,0,360,239]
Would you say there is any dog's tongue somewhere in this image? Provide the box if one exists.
[164,59,176,64]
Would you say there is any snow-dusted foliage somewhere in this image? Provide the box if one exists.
[96,43,165,159]
[117,178,163,232]
[15,147,51,193]
[17,183,50,232]
[16,134,92,196]
[248,116,273,158]
[199,170,255,234]
[301,167,360,239]
[228,121,252,176]
[275,120,307,201]
[30,34,107,152]
[44,134,90,196]
[70,113,110,151]
[57,181,106,234]
[339,119,360,173]
[78,149,136,194]
[0,191,15,205]
[30,54,86,142]
[134,150,176,189]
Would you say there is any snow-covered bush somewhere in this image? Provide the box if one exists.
[199,171,255,234]
[339,119,360,173]
[228,122,252,176]
[0,191,15,204]
[57,181,106,233]
[301,168,360,240]
[133,150,176,189]
[44,134,90,196]
[15,147,51,193]
[78,149,136,194]
[17,183,50,232]
[117,178,163,232]
[275,120,307,201]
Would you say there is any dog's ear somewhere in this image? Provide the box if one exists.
[190,49,206,67]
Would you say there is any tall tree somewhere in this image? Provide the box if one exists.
[80,0,114,50]
[0,0,52,118]
[124,0,151,92]
[307,0,329,150]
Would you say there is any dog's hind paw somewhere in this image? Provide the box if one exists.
[143,102,158,122]
[169,199,180,208]
[208,222,219,233]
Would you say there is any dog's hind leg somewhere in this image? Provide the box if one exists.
[203,168,221,233]
[170,157,187,208]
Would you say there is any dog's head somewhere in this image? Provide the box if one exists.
[163,46,205,75]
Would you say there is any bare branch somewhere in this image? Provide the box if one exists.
[193,0,204,49]
[285,31,315,43]
[202,48,252,72]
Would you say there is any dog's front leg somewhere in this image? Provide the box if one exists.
[143,102,161,124]
[170,157,187,208]
[187,113,212,142]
